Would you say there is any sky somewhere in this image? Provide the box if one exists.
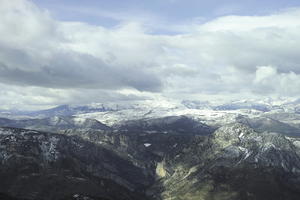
[1,0,300,110]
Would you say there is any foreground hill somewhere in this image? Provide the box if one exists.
[1,121,300,199]
[0,128,154,200]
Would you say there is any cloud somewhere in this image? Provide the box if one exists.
[1,0,300,109]
[253,66,300,96]
[254,66,278,84]
[160,8,300,97]
[0,82,153,110]
[0,0,162,92]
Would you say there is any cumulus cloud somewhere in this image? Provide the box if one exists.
[0,0,162,92]
[253,66,300,96]
[161,9,300,97]
[1,0,300,109]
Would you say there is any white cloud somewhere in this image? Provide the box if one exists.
[1,0,300,109]
[253,66,300,96]
[254,66,278,84]
[198,8,300,32]
[0,1,163,92]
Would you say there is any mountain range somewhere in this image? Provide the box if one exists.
[1,98,300,199]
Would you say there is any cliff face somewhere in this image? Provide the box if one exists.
[1,121,300,200]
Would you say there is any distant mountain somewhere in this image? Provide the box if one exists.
[181,100,211,109]
[236,116,300,137]
[114,115,215,135]
[0,99,181,119]
[2,98,300,121]
[23,105,115,118]
[2,98,299,128]
[214,101,271,112]
[0,116,111,133]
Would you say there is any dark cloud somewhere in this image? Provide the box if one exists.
[0,41,162,92]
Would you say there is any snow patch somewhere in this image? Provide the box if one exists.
[40,136,60,162]
[144,143,152,147]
